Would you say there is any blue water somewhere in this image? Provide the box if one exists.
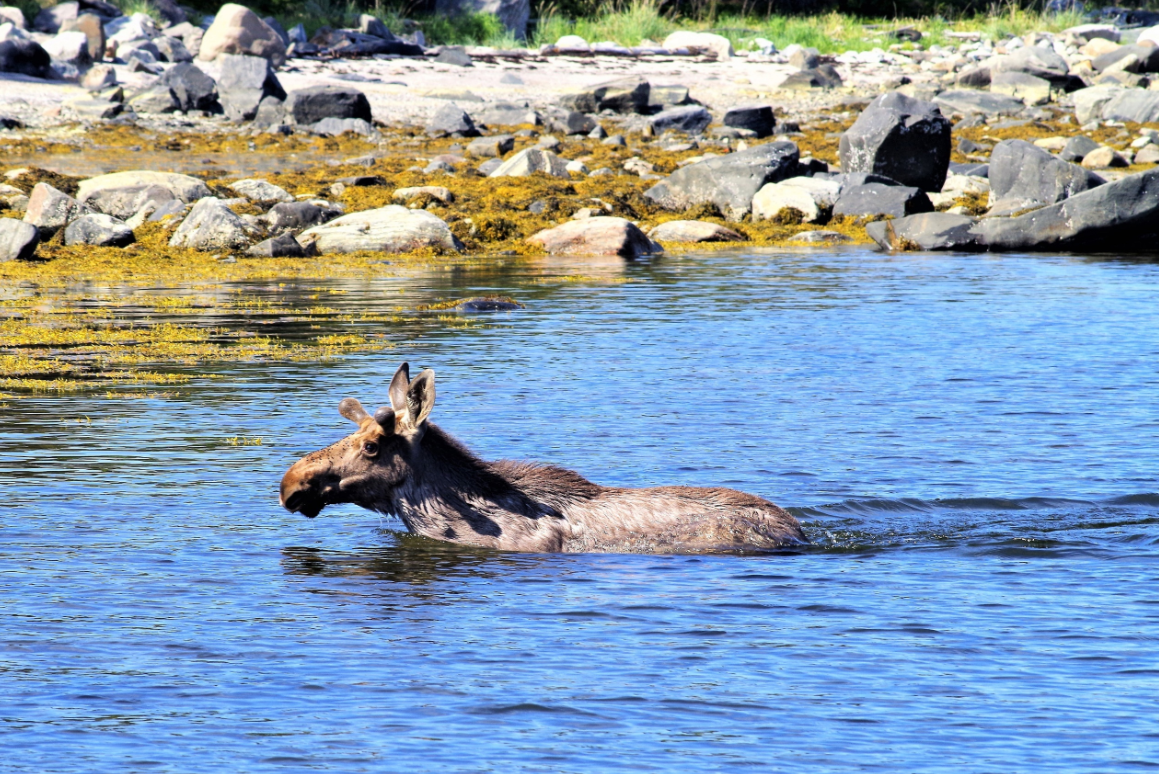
[3,248,1158,772]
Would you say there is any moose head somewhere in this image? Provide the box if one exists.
[280,363,436,518]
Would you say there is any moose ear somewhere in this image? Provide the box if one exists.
[406,369,436,427]
[338,397,370,425]
[389,362,410,413]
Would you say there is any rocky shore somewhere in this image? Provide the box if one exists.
[5,3,1159,261]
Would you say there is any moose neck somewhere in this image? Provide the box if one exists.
[389,424,536,546]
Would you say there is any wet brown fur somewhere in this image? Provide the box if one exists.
[280,363,807,554]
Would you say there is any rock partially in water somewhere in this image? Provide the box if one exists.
[643,141,800,221]
[0,217,39,261]
[218,53,285,122]
[77,171,211,219]
[832,183,933,219]
[199,2,287,67]
[791,229,853,244]
[284,84,371,125]
[528,216,661,258]
[866,212,980,251]
[63,213,134,247]
[451,297,523,312]
[246,232,313,257]
[298,206,461,254]
[228,178,293,203]
[168,196,257,251]
[488,148,570,178]
[647,220,743,243]
[839,91,951,192]
[24,182,86,236]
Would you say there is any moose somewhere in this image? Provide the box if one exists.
[280,363,807,554]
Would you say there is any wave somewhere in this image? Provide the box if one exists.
[791,493,1159,520]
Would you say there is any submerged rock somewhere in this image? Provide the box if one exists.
[527,217,661,258]
[297,206,461,254]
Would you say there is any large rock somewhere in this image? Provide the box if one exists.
[866,212,981,251]
[990,72,1051,106]
[161,63,220,113]
[77,171,211,218]
[650,105,711,135]
[59,12,105,61]
[297,206,461,254]
[199,3,286,67]
[646,220,743,243]
[228,178,293,203]
[23,182,86,236]
[933,90,1025,117]
[0,38,52,78]
[283,85,371,125]
[663,30,732,60]
[217,53,284,121]
[839,92,951,192]
[427,102,479,136]
[832,183,933,219]
[466,135,514,158]
[723,105,775,138]
[63,213,133,247]
[527,217,660,258]
[1072,85,1121,124]
[987,139,1102,215]
[246,232,311,257]
[154,34,192,63]
[1061,135,1099,163]
[264,201,341,233]
[559,76,649,114]
[991,45,1070,84]
[128,85,179,114]
[488,148,570,178]
[43,29,90,67]
[546,110,596,136]
[433,0,529,39]
[0,217,39,261]
[643,141,800,221]
[1092,44,1159,73]
[1100,89,1159,124]
[976,167,1159,251]
[168,197,256,250]
[32,2,77,33]
[752,176,841,223]
[0,7,26,29]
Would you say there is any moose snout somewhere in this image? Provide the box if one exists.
[280,463,337,518]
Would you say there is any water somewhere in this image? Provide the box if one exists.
[3,248,1158,772]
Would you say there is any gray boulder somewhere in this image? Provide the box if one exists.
[168,197,257,250]
[990,72,1051,106]
[1100,90,1159,124]
[284,85,371,125]
[154,34,192,63]
[23,182,86,236]
[1061,135,1100,163]
[298,206,461,254]
[839,91,951,192]
[722,105,775,138]
[0,217,39,261]
[647,220,743,243]
[264,201,342,233]
[129,86,179,114]
[991,45,1070,84]
[476,102,537,127]
[161,63,220,114]
[310,117,375,137]
[1093,44,1159,73]
[832,183,933,219]
[643,141,800,221]
[933,90,1025,117]
[228,179,293,203]
[649,84,692,110]
[546,110,596,136]
[0,38,53,79]
[466,134,514,158]
[527,217,660,258]
[560,76,650,114]
[217,53,284,122]
[488,148,570,178]
[987,139,1102,215]
[428,103,479,136]
[779,66,842,90]
[77,171,210,219]
[246,232,312,257]
[866,212,981,251]
[649,105,711,135]
[63,213,134,247]
[1072,85,1121,124]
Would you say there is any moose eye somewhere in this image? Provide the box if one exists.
[361,441,379,457]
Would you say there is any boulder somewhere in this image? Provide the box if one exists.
[466,135,514,158]
[788,46,819,69]
[43,30,90,67]
[435,46,472,67]
[161,63,220,113]
[1066,23,1120,44]
[58,12,103,61]
[80,62,114,89]
[987,139,1102,215]
[357,14,393,39]
[752,176,841,223]
[310,117,374,137]
[866,212,981,251]
[546,110,596,136]
[832,183,933,219]
[722,105,775,138]
[23,182,86,236]
[77,171,210,218]
[1099,89,1159,124]
[199,3,285,66]
[649,105,711,135]
[649,84,692,109]
[168,196,256,250]
[956,66,991,88]
[228,178,293,203]
[252,95,284,126]
[0,38,52,78]
[1092,44,1159,73]
[647,220,743,243]
[264,201,341,233]
[0,7,25,29]
[976,167,1159,251]
[991,45,1070,85]
[217,53,285,122]
[283,85,371,125]
[427,103,479,136]
[662,30,732,60]
[990,72,1051,106]
[559,76,650,114]
[63,212,133,247]
[779,66,842,90]
[643,141,800,221]
[128,85,179,114]
[1080,146,1128,169]
[246,232,311,257]
[839,91,952,192]
[476,103,537,127]
[153,34,192,63]
[1060,135,1100,163]
[488,148,570,178]
[0,217,39,261]
[32,2,77,33]
[165,21,203,55]
[1072,85,1121,124]
[933,90,1025,117]
[433,0,529,39]
[527,217,660,258]
[297,206,461,254]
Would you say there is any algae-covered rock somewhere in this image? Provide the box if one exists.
[63,213,134,247]
[643,141,800,221]
[298,206,461,254]
[647,220,743,243]
[488,148,570,178]
[0,217,39,261]
[839,91,951,192]
[528,217,661,258]
[168,196,257,251]
[77,171,211,219]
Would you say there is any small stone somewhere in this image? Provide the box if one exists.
[565,160,589,175]
[81,63,116,91]
[1061,135,1100,163]
[0,217,38,261]
[602,134,626,147]
[792,230,853,244]
[1135,145,1159,164]
[623,158,655,175]
[264,201,341,233]
[435,46,472,67]
[476,158,504,176]
[649,105,711,135]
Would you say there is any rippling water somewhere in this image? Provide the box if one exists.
[3,248,1158,772]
